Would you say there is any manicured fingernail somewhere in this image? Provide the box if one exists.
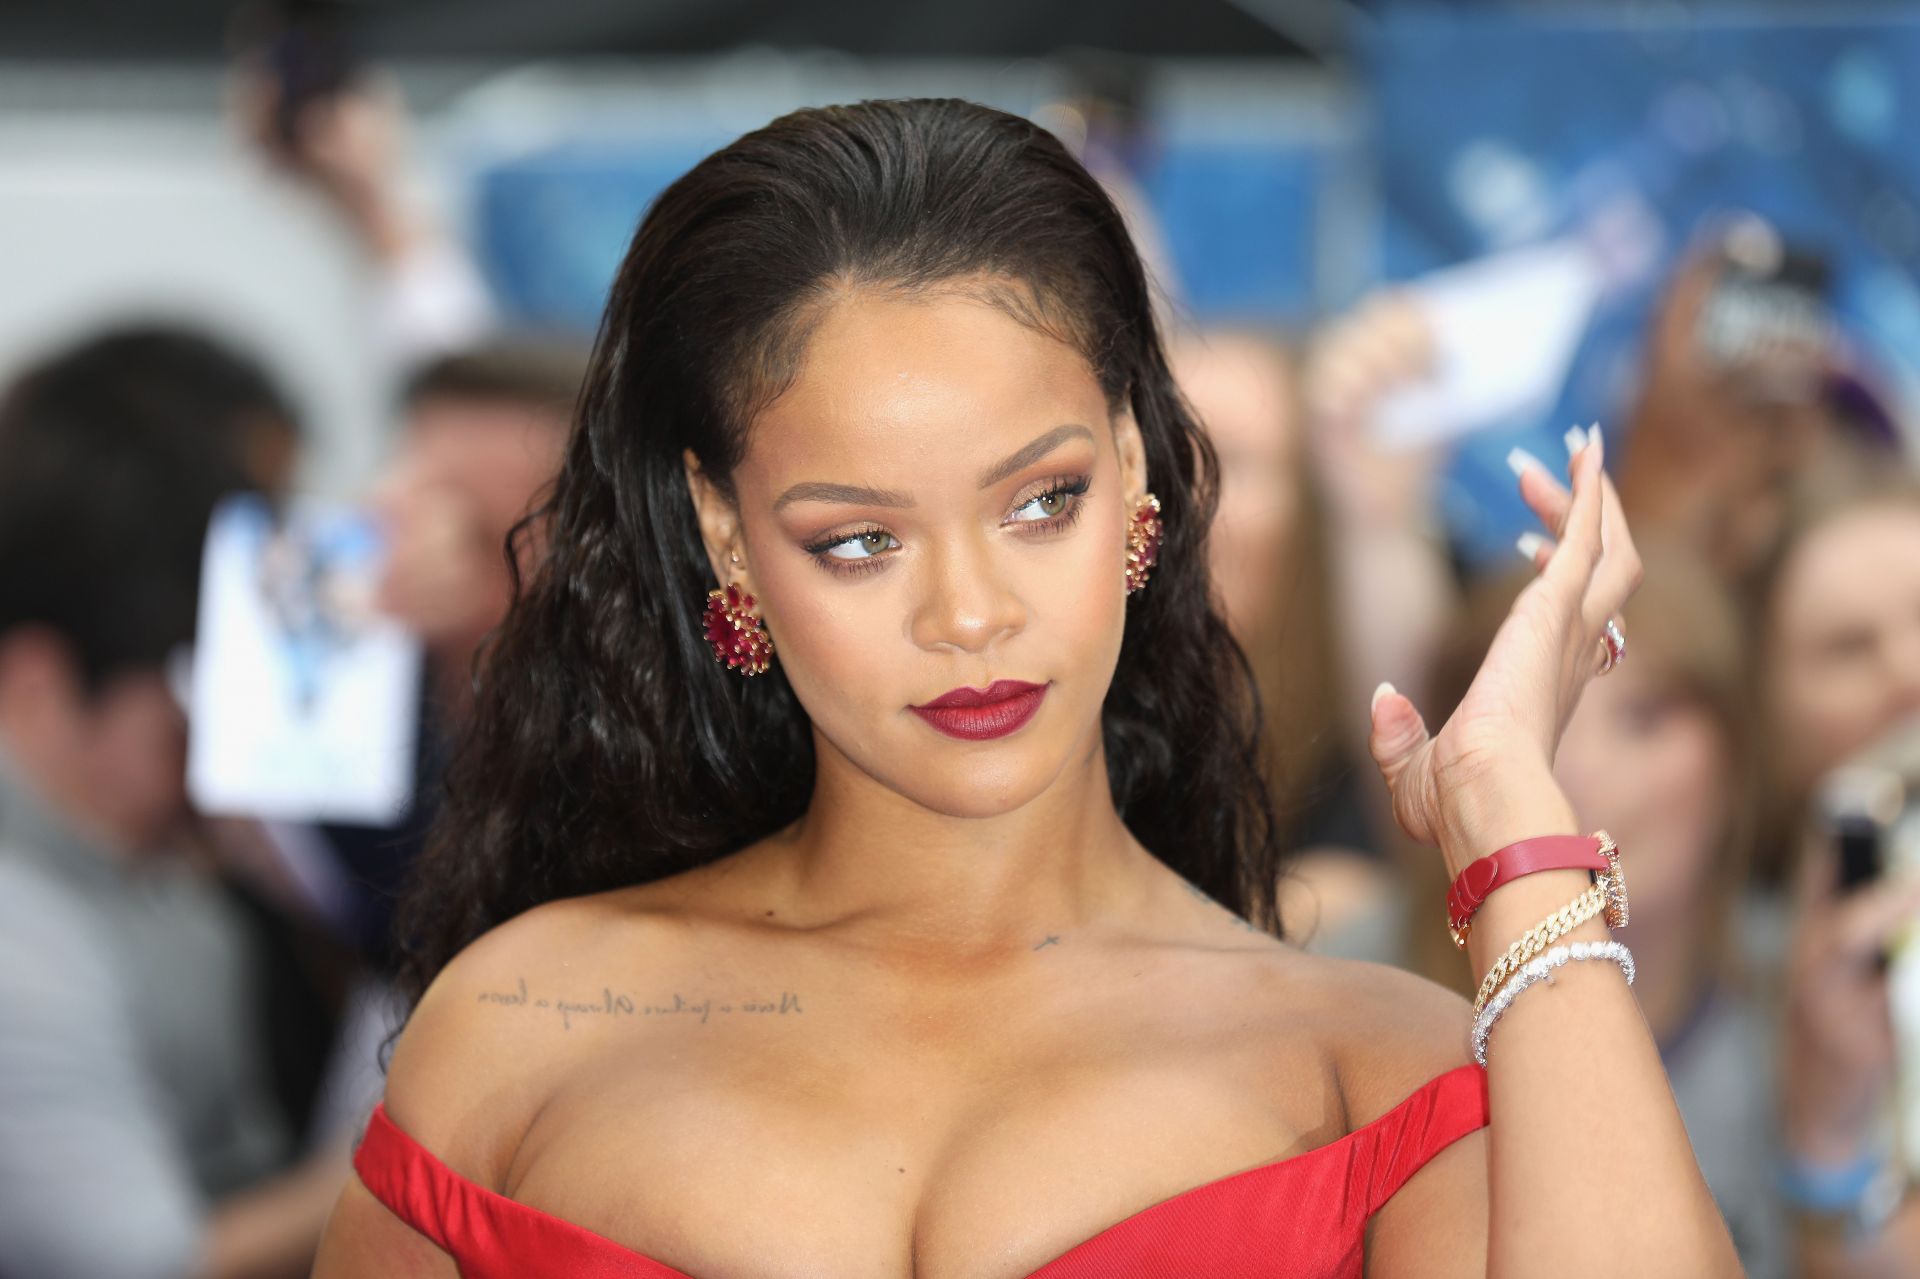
[1506,446,1547,480]
[1588,421,1604,457]
[1371,680,1397,712]
[1563,425,1589,458]
[1516,532,1550,562]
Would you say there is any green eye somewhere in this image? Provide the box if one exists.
[825,531,898,560]
[1016,490,1073,520]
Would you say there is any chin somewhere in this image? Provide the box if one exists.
[854,726,1084,820]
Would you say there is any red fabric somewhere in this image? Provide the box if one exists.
[354,1062,1489,1278]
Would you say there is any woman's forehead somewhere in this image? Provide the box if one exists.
[737,288,1110,489]
[1778,504,1920,628]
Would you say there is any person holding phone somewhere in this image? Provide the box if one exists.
[1752,461,1920,1273]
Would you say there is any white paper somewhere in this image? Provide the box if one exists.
[186,494,422,824]
[1372,238,1604,450]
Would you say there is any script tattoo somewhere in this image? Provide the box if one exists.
[475,977,804,1031]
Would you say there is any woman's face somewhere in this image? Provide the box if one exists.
[1553,655,1731,929]
[1767,501,1920,792]
[692,285,1146,818]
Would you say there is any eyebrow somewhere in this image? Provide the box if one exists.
[770,423,1096,513]
[976,424,1096,489]
[772,481,913,512]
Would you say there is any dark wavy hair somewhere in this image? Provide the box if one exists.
[391,97,1283,1007]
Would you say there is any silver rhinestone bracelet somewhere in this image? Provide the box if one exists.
[1471,939,1635,1067]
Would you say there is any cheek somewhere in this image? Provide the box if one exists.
[1776,660,1879,783]
[90,692,188,822]
[749,510,1129,799]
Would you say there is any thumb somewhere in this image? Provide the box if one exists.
[1367,681,1432,790]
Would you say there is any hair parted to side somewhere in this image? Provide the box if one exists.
[391,98,1284,1007]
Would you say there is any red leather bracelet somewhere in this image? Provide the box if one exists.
[1446,831,1626,948]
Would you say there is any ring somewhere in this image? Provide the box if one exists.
[1597,617,1627,676]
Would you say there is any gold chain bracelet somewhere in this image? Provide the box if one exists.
[1472,881,1610,1015]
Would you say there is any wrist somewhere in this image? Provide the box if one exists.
[1436,757,1579,880]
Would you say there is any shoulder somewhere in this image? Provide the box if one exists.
[1274,947,1475,1128]
[0,854,110,982]
[378,886,683,1184]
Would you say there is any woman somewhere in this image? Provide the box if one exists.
[313,99,1737,1277]
[1167,328,1390,946]
[1747,461,1920,1273]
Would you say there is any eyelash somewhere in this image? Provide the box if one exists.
[802,475,1094,576]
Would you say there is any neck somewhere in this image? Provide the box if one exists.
[757,728,1162,961]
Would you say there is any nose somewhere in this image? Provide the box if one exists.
[907,531,1027,655]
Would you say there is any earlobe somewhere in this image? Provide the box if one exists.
[1112,403,1150,503]
[682,449,746,586]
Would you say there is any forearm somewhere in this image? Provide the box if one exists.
[1451,797,1740,1278]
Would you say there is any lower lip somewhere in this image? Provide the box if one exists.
[910,684,1048,741]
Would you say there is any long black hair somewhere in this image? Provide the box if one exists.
[392,98,1284,1006]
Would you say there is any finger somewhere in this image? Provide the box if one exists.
[1366,681,1432,794]
[1541,428,1606,599]
[1829,872,1920,965]
[1582,447,1645,631]
[1515,531,1555,572]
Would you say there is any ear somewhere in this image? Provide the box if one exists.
[1111,398,1150,506]
[682,449,751,588]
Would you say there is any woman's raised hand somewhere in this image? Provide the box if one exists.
[1365,426,1645,876]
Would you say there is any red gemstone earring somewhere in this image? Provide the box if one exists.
[703,582,774,676]
[1124,492,1163,594]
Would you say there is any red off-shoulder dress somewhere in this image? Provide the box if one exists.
[353,1061,1488,1278]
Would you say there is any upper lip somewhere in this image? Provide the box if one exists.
[912,679,1045,710]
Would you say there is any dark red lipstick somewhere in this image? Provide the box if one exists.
[910,679,1048,741]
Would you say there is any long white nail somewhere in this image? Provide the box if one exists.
[1371,680,1397,712]
[1563,425,1589,458]
[1588,421,1604,456]
[1506,446,1547,480]
[1516,532,1550,562]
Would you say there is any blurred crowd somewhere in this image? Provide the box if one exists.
[3,33,1920,1279]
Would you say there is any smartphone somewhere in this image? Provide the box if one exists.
[1822,719,1920,1178]
[1821,763,1905,893]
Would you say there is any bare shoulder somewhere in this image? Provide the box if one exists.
[378,886,681,1183]
[1273,947,1475,1127]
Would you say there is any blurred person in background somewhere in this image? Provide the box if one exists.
[1747,460,1920,1275]
[1187,293,1467,956]
[1617,224,1901,585]
[230,18,494,371]
[1169,328,1383,946]
[300,339,586,985]
[372,343,585,718]
[0,332,344,1279]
